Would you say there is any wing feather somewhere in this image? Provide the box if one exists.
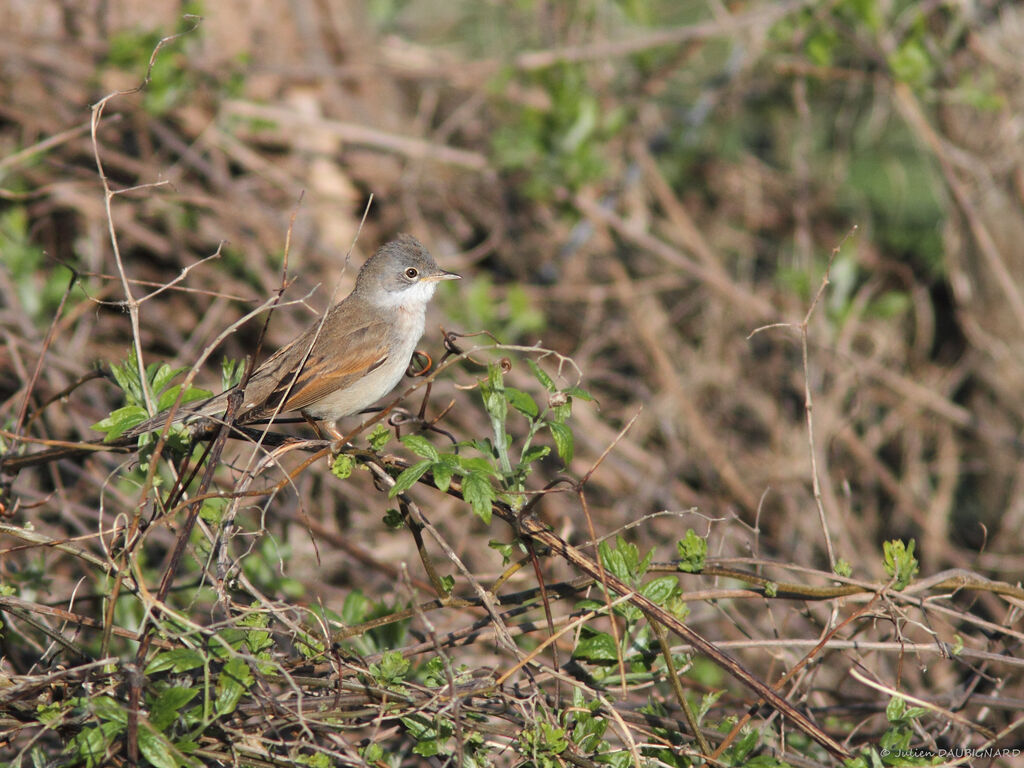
[238,306,390,422]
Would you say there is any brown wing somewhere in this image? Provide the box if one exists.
[238,304,389,422]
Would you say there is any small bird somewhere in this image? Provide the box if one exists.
[130,234,459,439]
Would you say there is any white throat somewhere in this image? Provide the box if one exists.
[372,280,439,309]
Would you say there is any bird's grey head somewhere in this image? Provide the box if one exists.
[354,234,460,307]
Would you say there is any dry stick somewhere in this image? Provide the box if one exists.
[174,195,309,593]
[521,536,561,702]
[574,194,776,319]
[510,1,804,70]
[648,617,713,757]
[0,118,99,172]
[576,192,992,444]
[797,253,841,570]
[0,596,173,651]
[125,244,228,305]
[725,236,855,758]
[10,270,77,441]
[95,289,307,664]
[506,508,851,760]
[21,369,106,434]
[0,289,313,479]
[91,106,169,420]
[362,460,527,665]
[400,565,470,768]
[575,409,643,699]
[750,229,858,569]
[711,585,887,761]
[398,496,452,598]
[127,389,242,761]
[2,340,577,476]
[799,231,857,566]
[217,196,375,575]
[280,410,850,755]
[222,101,488,171]
[849,666,997,740]
[86,20,203,764]
[492,594,634,687]
[0,657,121,706]
[0,432,136,471]
[593,692,649,768]
[891,81,1024,331]
[77,271,253,303]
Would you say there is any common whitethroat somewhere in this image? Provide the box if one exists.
[128,234,459,440]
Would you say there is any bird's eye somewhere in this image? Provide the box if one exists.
[405,267,419,279]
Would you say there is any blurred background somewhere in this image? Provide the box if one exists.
[2,0,1023,751]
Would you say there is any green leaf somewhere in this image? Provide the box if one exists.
[457,455,495,474]
[882,539,918,590]
[221,356,244,390]
[640,576,680,606]
[413,739,441,758]
[521,445,550,464]
[489,539,516,564]
[149,686,199,731]
[110,358,142,403]
[439,574,455,595]
[341,590,368,625]
[150,362,184,396]
[462,471,495,524]
[156,383,211,412]
[697,690,724,723]
[389,459,433,497]
[431,459,455,493]
[295,632,326,659]
[401,434,440,461]
[298,752,332,768]
[888,39,932,87]
[550,401,572,423]
[483,386,507,422]
[90,695,128,725]
[506,387,539,419]
[138,724,179,768]
[598,539,629,584]
[65,721,122,768]
[382,508,404,529]
[367,423,391,450]
[886,695,906,723]
[528,358,555,391]
[369,650,410,692]
[563,385,594,402]
[145,648,206,675]
[401,713,452,757]
[548,421,574,465]
[726,727,759,762]
[331,453,355,479]
[36,702,62,724]
[833,558,852,578]
[91,405,149,441]
[573,631,619,662]
[215,657,252,716]
[676,530,708,573]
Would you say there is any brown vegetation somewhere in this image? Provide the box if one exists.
[1,2,1023,766]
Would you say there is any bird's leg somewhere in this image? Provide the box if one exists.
[302,413,347,455]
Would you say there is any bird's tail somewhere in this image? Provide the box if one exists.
[125,389,235,438]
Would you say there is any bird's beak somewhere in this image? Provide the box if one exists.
[426,270,461,282]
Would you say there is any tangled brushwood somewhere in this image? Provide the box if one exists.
[2,3,1023,767]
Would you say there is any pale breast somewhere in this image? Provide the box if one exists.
[301,305,426,422]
